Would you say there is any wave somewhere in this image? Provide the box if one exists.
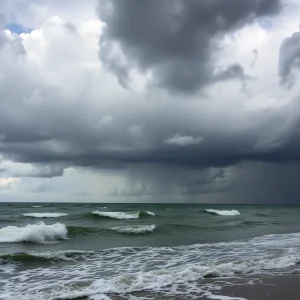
[23,213,68,218]
[92,211,155,219]
[67,224,156,236]
[0,222,67,244]
[145,211,155,216]
[31,205,42,208]
[205,209,240,216]
[111,225,156,234]
[4,232,300,299]
[0,250,92,264]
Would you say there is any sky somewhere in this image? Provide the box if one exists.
[1,0,300,203]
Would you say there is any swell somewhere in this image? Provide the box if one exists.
[0,250,92,264]
[68,224,156,236]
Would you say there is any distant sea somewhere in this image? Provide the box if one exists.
[1,203,300,299]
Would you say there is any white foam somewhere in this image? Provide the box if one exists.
[206,209,240,216]
[27,250,92,261]
[31,205,42,208]
[145,211,155,216]
[0,222,67,243]
[23,213,68,218]
[4,231,300,299]
[92,211,140,219]
[111,225,156,234]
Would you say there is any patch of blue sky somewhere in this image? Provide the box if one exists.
[5,22,32,34]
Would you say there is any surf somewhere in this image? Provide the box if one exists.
[23,213,68,218]
[205,209,240,216]
[92,211,155,219]
[0,222,67,244]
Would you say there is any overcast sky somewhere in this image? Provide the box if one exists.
[1,0,300,203]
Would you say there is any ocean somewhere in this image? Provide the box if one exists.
[1,203,300,299]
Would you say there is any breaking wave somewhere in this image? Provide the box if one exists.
[23,213,68,218]
[205,209,240,216]
[92,211,155,219]
[111,225,156,234]
[0,222,67,244]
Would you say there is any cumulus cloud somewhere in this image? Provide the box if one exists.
[279,27,300,87]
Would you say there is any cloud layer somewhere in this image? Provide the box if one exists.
[0,0,300,202]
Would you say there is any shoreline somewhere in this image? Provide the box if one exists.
[206,274,300,300]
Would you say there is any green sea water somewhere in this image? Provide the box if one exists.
[1,203,300,299]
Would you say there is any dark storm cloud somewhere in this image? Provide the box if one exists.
[279,28,300,87]
[98,0,282,93]
[3,0,300,203]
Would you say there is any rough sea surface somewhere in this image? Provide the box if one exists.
[1,203,300,299]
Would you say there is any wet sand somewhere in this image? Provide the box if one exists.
[212,274,300,300]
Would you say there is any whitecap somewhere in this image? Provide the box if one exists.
[145,211,155,216]
[23,213,68,218]
[205,209,240,216]
[0,222,67,244]
[111,225,156,234]
[92,211,140,219]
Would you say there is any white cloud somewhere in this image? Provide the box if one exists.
[0,177,19,187]
[164,133,203,146]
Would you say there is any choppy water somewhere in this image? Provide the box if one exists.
[1,203,300,299]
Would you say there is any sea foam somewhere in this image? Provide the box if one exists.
[23,213,68,218]
[0,222,67,243]
[3,231,300,299]
[205,209,240,216]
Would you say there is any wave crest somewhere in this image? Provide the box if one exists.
[205,209,240,216]
[111,225,156,234]
[23,213,68,218]
[92,211,155,219]
[0,250,92,264]
[0,222,67,244]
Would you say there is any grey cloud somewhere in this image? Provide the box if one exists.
[213,63,250,84]
[279,28,300,87]
[2,1,300,203]
[64,22,78,34]
[11,164,66,178]
[251,49,258,68]
[98,0,281,93]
